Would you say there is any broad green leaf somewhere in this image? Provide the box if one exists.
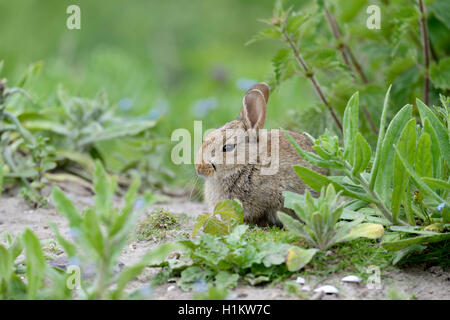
[78,120,156,146]
[430,57,450,90]
[55,149,95,174]
[214,200,244,222]
[293,165,375,202]
[52,187,83,227]
[82,209,104,257]
[215,271,239,289]
[373,104,413,202]
[0,245,13,283]
[283,130,344,169]
[392,119,416,223]
[343,92,359,164]
[392,244,426,265]
[286,246,318,271]
[394,146,445,204]
[93,161,112,218]
[338,223,384,242]
[23,229,46,299]
[370,85,392,189]
[277,211,310,239]
[287,12,311,33]
[415,133,433,178]
[382,233,450,251]
[416,99,450,163]
[421,177,450,192]
[352,132,371,176]
[389,225,441,235]
[23,120,71,136]
[423,118,442,178]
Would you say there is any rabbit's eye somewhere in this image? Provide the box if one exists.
[222,144,236,152]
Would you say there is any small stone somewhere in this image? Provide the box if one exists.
[167,285,176,292]
[295,277,306,284]
[314,285,338,294]
[301,285,311,292]
[341,275,362,283]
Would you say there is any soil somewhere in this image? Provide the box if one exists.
[0,182,449,300]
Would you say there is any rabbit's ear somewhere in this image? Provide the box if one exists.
[240,82,270,129]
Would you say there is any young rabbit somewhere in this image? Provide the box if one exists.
[195,82,327,227]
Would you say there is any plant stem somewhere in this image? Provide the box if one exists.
[344,162,409,226]
[323,2,378,135]
[418,0,430,105]
[282,31,343,132]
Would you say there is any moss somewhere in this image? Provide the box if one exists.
[136,208,181,241]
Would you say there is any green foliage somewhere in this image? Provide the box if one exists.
[0,231,71,300]
[278,184,384,251]
[50,161,179,299]
[286,88,449,263]
[193,199,244,236]
[136,209,181,241]
[158,225,316,291]
[250,0,449,138]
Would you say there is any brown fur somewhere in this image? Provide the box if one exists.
[195,83,327,227]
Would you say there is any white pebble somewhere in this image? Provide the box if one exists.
[301,285,311,292]
[314,285,338,294]
[295,277,306,284]
[167,285,176,292]
[341,275,362,283]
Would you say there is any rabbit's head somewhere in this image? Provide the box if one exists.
[195,82,271,179]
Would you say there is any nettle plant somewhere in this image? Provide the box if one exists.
[249,0,449,138]
[285,88,449,257]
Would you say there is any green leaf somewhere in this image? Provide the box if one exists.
[93,161,112,218]
[352,132,371,176]
[421,177,450,192]
[394,146,445,204]
[245,27,281,46]
[382,233,450,251]
[83,208,104,257]
[338,223,384,242]
[343,92,359,164]
[0,245,13,283]
[277,212,309,239]
[215,271,239,289]
[392,119,416,223]
[78,120,156,146]
[283,130,344,169]
[423,118,442,178]
[430,57,450,90]
[373,104,413,202]
[287,12,311,33]
[52,187,83,227]
[22,229,46,299]
[286,246,318,271]
[416,99,450,163]
[415,133,433,178]
[293,165,375,202]
[370,85,392,189]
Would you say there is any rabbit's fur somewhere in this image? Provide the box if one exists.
[195,83,327,227]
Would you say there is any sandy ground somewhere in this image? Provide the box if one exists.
[0,182,449,300]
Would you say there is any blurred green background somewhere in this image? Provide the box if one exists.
[0,0,315,190]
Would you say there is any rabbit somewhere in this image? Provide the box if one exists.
[195,82,327,227]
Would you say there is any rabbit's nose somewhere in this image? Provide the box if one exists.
[196,161,215,177]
